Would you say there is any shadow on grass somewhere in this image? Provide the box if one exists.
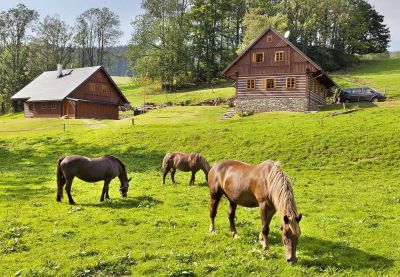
[238,229,393,272]
[196,181,209,187]
[80,195,163,209]
[0,186,54,201]
[321,102,379,111]
[0,137,166,187]
[297,235,394,271]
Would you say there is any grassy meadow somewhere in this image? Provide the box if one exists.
[1,56,400,276]
[1,102,400,276]
[118,82,235,107]
[332,54,400,99]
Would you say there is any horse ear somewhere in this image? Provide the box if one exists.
[128,177,132,182]
[296,214,302,222]
[283,215,290,224]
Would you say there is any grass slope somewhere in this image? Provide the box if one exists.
[1,103,400,276]
[112,55,400,108]
[118,83,235,107]
[332,55,400,99]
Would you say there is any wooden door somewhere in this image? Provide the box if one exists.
[63,100,69,116]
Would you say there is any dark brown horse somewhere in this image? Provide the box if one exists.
[208,160,302,264]
[56,155,131,204]
[162,152,211,185]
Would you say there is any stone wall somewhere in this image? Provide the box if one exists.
[235,97,308,112]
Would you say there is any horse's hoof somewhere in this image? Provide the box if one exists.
[233,233,239,239]
[69,202,76,205]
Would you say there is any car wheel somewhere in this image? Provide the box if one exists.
[343,99,350,103]
[372,98,379,103]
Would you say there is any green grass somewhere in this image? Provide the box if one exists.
[332,55,400,99]
[113,78,234,107]
[119,82,235,107]
[112,76,133,85]
[1,56,400,276]
[1,103,400,276]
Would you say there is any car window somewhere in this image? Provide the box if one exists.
[363,88,373,94]
[353,88,362,94]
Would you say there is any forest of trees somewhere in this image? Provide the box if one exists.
[0,1,391,113]
[0,4,125,113]
[129,0,390,89]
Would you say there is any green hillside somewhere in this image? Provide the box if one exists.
[0,57,399,276]
[117,82,235,107]
[332,55,400,99]
[1,101,400,275]
[114,55,400,107]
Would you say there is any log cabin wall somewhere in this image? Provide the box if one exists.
[24,101,62,118]
[76,102,118,120]
[224,30,319,80]
[69,70,123,105]
[307,74,328,108]
[237,74,307,99]
[23,102,33,117]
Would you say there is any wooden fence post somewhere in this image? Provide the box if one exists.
[63,124,66,132]
[131,118,134,126]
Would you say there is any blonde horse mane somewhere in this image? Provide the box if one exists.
[266,161,298,218]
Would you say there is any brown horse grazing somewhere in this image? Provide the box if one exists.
[162,152,211,185]
[208,160,302,265]
[56,155,131,205]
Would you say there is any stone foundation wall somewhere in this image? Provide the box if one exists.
[235,97,308,112]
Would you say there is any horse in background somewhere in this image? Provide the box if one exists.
[208,160,302,265]
[56,155,131,205]
[162,152,211,185]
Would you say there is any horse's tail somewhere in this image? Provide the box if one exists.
[162,153,172,170]
[56,156,66,202]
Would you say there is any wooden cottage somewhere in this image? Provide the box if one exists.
[11,65,129,120]
[222,27,337,112]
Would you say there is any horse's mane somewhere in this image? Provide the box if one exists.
[266,161,298,218]
[193,153,211,172]
[104,155,126,172]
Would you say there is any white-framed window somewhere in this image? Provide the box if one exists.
[253,52,264,63]
[275,51,285,62]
